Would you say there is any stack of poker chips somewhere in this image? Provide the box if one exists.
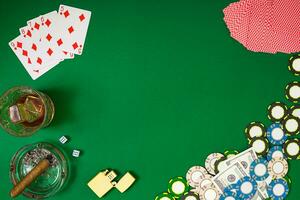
[155,55,300,200]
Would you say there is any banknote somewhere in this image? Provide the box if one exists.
[224,147,258,174]
[212,162,247,192]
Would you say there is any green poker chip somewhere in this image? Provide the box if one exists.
[245,122,266,140]
[181,191,199,200]
[267,102,288,122]
[224,150,239,158]
[285,81,300,103]
[214,156,227,174]
[167,177,189,198]
[284,176,292,188]
[249,137,269,156]
[288,55,300,76]
[155,192,175,200]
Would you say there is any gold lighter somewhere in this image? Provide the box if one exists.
[87,170,136,198]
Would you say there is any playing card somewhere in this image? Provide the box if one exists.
[246,0,266,52]
[54,5,91,55]
[26,13,66,64]
[224,0,252,46]
[259,0,276,53]
[271,0,300,53]
[20,24,60,68]
[38,11,74,60]
[9,35,59,80]
[224,0,247,36]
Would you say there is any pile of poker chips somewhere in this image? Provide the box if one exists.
[155,55,300,200]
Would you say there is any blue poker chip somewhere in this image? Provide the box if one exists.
[236,176,257,199]
[267,123,287,145]
[220,189,237,200]
[224,183,239,192]
[267,179,289,200]
[267,146,286,161]
[249,158,269,181]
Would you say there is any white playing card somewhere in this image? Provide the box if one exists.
[38,11,74,60]
[20,25,59,69]
[55,5,91,55]
[9,35,59,80]
[25,14,66,65]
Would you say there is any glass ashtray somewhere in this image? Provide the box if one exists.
[10,142,69,199]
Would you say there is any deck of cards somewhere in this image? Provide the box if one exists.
[9,5,91,80]
[223,0,300,54]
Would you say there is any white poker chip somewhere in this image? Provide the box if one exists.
[198,174,213,190]
[286,82,300,102]
[205,153,224,175]
[267,157,289,179]
[186,166,208,188]
[198,184,220,200]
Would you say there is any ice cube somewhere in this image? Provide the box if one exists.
[9,105,23,123]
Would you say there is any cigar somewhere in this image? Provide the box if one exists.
[10,159,50,198]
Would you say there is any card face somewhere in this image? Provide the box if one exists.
[26,12,66,64]
[38,11,74,60]
[9,35,44,80]
[20,25,58,68]
[55,5,91,55]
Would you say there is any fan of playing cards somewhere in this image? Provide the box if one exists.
[9,5,91,80]
[223,0,300,54]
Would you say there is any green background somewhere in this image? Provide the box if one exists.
[0,0,299,199]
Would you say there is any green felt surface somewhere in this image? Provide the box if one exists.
[0,0,299,199]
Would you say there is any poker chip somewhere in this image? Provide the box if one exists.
[289,105,300,119]
[224,150,239,158]
[245,122,266,140]
[214,156,227,174]
[205,153,224,175]
[236,176,257,199]
[249,158,269,181]
[288,55,300,76]
[168,177,189,198]
[186,166,208,188]
[266,123,287,145]
[267,157,289,179]
[155,192,175,200]
[267,179,289,200]
[283,139,300,160]
[267,102,288,122]
[181,191,199,200]
[285,81,300,103]
[282,115,300,135]
[249,137,269,156]
[197,174,213,190]
[219,190,237,200]
[198,184,220,200]
[267,146,286,161]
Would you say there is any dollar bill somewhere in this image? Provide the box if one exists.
[224,147,258,174]
[212,162,248,192]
